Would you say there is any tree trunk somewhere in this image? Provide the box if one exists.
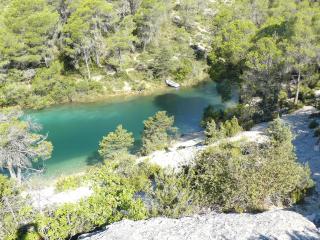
[294,70,301,105]
[118,48,122,70]
[83,49,91,80]
[95,50,101,67]
[7,165,17,180]
[17,167,22,184]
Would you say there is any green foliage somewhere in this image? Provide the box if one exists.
[189,139,313,212]
[204,119,221,144]
[0,0,58,67]
[0,0,210,109]
[299,85,316,103]
[141,111,177,155]
[208,0,320,117]
[0,175,35,240]
[55,175,83,192]
[202,107,243,141]
[36,164,147,240]
[99,125,134,160]
[201,105,225,128]
[266,117,293,148]
[0,107,53,182]
[134,0,167,50]
[62,0,114,78]
[172,59,193,82]
[309,120,319,129]
[149,170,197,218]
[220,116,243,137]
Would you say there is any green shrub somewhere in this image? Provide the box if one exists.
[287,101,304,114]
[98,125,134,160]
[299,85,315,103]
[204,119,221,144]
[172,59,192,82]
[278,90,288,108]
[38,165,147,240]
[225,104,258,130]
[201,105,226,128]
[188,119,313,212]
[189,140,313,213]
[309,120,319,129]
[141,111,178,155]
[0,175,35,240]
[149,170,197,218]
[220,116,243,137]
[55,175,82,192]
[104,156,160,192]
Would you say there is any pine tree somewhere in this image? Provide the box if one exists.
[99,125,134,160]
[141,111,177,155]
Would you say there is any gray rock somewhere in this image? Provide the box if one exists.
[23,69,36,80]
[172,16,182,26]
[78,210,320,240]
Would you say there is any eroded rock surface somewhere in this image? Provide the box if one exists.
[79,210,319,240]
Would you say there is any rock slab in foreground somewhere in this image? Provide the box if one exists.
[79,210,320,240]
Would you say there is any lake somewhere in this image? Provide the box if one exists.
[28,81,236,179]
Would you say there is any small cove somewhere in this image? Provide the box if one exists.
[28,81,236,179]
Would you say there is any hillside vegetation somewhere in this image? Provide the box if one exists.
[0,0,319,239]
[0,0,214,109]
[207,0,320,123]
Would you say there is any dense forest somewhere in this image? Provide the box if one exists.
[0,0,320,239]
[208,0,320,124]
[0,0,319,115]
[0,0,214,109]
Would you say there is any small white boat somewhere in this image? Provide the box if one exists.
[165,79,180,88]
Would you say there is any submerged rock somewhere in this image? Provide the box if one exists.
[78,210,320,240]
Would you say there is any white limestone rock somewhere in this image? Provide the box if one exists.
[78,210,320,240]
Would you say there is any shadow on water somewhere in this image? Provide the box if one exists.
[132,138,142,154]
[153,93,224,131]
[86,151,103,166]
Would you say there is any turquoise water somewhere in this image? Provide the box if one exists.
[28,82,236,178]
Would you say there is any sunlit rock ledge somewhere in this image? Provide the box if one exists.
[78,210,320,240]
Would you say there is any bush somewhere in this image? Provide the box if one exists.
[204,119,222,144]
[188,141,313,213]
[220,116,243,137]
[55,175,83,192]
[172,59,192,82]
[299,85,315,103]
[141,111,178,155]
[188,119,313,212]
[309,120,319,129]
[201,105,226,128]
[99,125,134,160]
[38,165,147,240]
[149,170,198,218]
[0,175,35,240]
[105,156,160,192]
[226,104,259,130]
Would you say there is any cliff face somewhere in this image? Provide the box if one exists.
[78,210,319,240]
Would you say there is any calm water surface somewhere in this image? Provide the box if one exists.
[28,81,236,178]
